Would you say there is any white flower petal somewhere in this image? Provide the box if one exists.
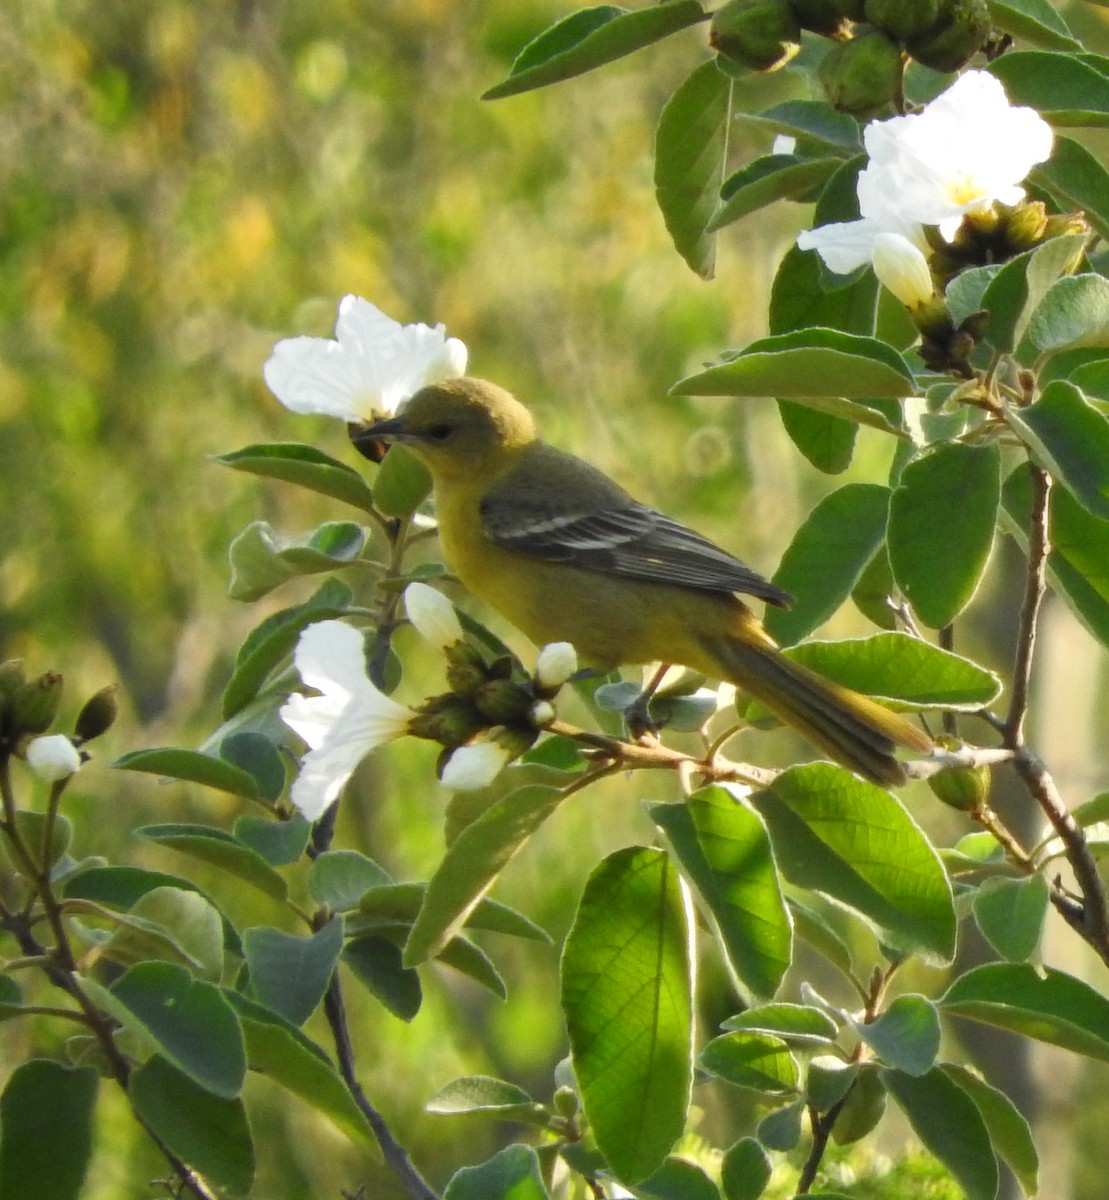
[797,218,885,274]
[26,734,81,782]
[265,295,468,422]
[440,740,512,792]
[404,582,464,648]
[280,619,411,820]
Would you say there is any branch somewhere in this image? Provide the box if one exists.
[1005,463,1050,743]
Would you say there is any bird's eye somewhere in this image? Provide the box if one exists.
[425,423,454,442]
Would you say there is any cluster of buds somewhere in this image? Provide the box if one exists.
[402,584,576,789]
[709,0,993,117]
[0,660,117,782]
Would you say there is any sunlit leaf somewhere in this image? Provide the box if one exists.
[115,749,260,800]
[443,1144,551,1200]
[213,442,375,512]
[700,1032,799,1096]
[135,824,288,902]
[941,1064,1038,1197]
[850,995,940,1076]
[561,847,692,1184]
[972,875,1049,962]
[721,1002,838,1045]
[990,51,1109,126]
[985,0,1080,50]
[721,1136,771,1200]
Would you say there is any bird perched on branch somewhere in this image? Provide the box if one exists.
[363,377,932,785]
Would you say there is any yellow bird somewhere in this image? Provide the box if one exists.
[365,377,932,785]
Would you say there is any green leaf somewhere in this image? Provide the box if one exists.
[634,1156,721,1200]
[1031,136,1109,242]
[972,874,1050,962]
[404,785,563,966]
[443,1144,551,1200]
[426,1076,547,1124]
[985,0,1080,50]
[309,849,392,911]
[136,823,288,902]
[221,579,352,719]
[1002,464,1109,647]
[115,748,260,800]
[700,1032,799,1096]
[978,235,1088,355]
[214,442,375,512]
[1006,380,1109,518]
[787,898,856,981]
[806,1056,859,1112]
[102,886,224,981]
[766,484,889,644]
[1020,273,1109,360]
[784,632,1002,709]
[721,1137,771,1200]
[482,3,708,100]
[561,847,692,1185]
[243,917,343,1025]
[750,763,956,962]
[130,1057,254,1197]
[887,441,1000,628]
[733,100,861,153]
[831,1063,887,1145]
[1074,791,1109,828]
[372,444,432,517]
[776,401,857,475]
[990,51,1109,126]
[228,520,367,602]
[435,933,508,1000]
[10,810,71,870]
[940,1064,1038,1197]
[233,814,311,866]
[722,1002,838,1045]
[0,1060,98,1200]
[851,995,940,1076]
[342,935,422,1022]
[756,1098,804,1150]
[940,963,1109,1061]
[711,157,840,232]
[355,881,550,942]
[222,990,378,1147]
[671,328,916,401]
[219,732,285,802]
[655,60,730,278]
[110,961,246,1098]
[649,787,791,1001]
[883,1067,998,1200]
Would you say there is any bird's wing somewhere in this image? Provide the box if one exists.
[480,446,793,607]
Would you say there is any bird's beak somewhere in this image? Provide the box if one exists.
[348,414,408,464]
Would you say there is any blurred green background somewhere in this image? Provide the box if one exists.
[2,1,1108,1197]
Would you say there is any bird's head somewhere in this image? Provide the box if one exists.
[360,377,538,480]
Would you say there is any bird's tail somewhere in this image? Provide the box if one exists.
[701,633,933,786]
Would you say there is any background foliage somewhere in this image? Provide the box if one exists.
[2,2,1109,1198]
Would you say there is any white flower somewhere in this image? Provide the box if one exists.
[871,232,935,309]
[280,620,411,820]
[534,642,578,691]
[26,735,81,782]
[404,582,464,649]
[264,295,468,422]
[439,739,513,791]
[798,71,1053,274]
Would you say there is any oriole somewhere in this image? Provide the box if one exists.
[365,377,932,785]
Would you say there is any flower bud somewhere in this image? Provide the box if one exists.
[26,734,82,782]
[710,0,802,72]
[74,684,119,743]
[553,1085,579,1119]
[439,738,513,791]
[927,739,991,812]
[864,0,938,40]
[474,678,533,725]
[789,0,855,38]
[444,641,488,697]
[818,28,903,117]
[12,672,64,736]
[906,0,989,72]
[408,694,485,748]
[404,582,464,650]
[529,699,556,728]
[534,642,578,694]
[871,233,935,310]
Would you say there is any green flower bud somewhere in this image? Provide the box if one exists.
[473,677,532,725]
[927,744,991,810]
[906,0,989,73]
[74,684,119,743]
[12,672,64,736]
[818,28,903,117]
[444,641,488,697]
[788,0,855,38]
[710,0,802,72]
[553,1085,579,1119]
[864,0,938,40]
[409,694,485,748]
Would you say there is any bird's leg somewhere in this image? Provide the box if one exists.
[624,662,672,741]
